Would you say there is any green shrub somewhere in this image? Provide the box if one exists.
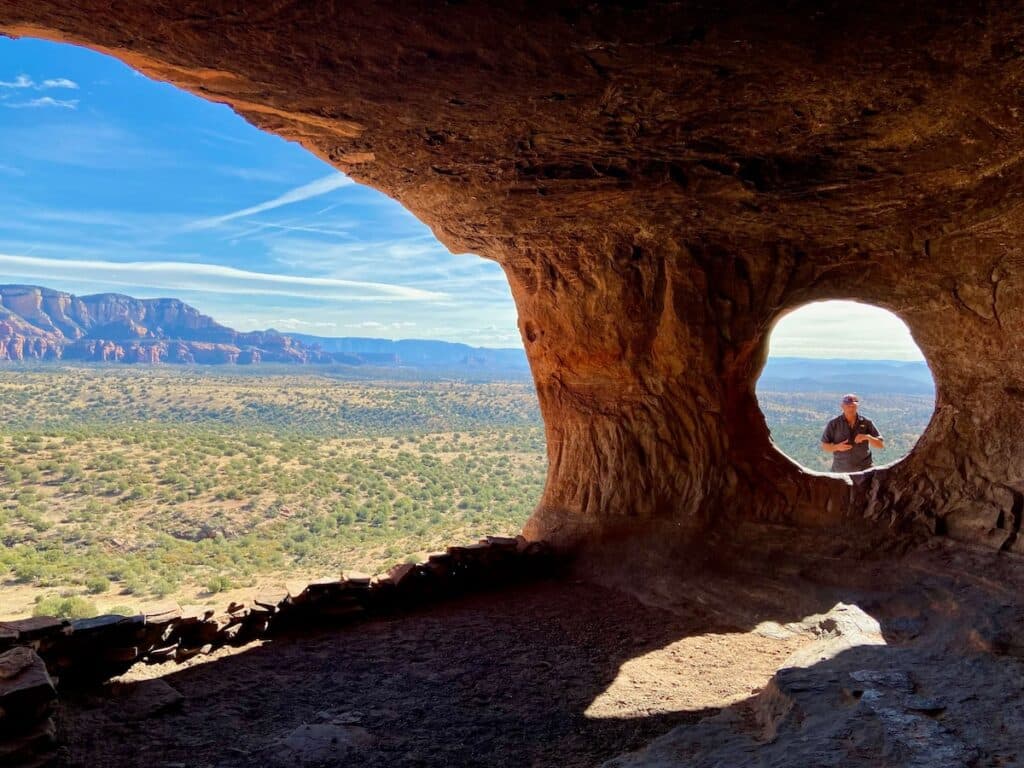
[85,575,111,594]
[206,574,233,594]
[33,595,98,619]
[152,578,176,598]
[13,562,42,584]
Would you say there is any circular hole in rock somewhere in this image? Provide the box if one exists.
[755,300,936,474]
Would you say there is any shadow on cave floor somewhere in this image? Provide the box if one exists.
[54,536,1024,767]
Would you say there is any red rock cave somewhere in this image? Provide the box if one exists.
[4,1,1015,565]
[3,3,1022,562]
[3,4,1024,764]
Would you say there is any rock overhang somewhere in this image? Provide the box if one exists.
[1,1,1023,557]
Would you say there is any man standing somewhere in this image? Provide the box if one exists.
[820,393,885,472]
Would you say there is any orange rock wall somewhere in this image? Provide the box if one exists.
[2,2,1023,558]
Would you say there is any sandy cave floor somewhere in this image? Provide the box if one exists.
[52,541,1024,767]
[54,580,807,767]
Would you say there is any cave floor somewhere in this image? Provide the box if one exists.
[54,540,1024,767]
[55,579,804,767]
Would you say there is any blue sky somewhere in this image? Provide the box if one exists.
[0,36,924,360]
[0,36,519,346]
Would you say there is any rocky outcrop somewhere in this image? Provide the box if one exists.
[0,646,57,767]
[0,285,330,365]
[3,4,1024,557]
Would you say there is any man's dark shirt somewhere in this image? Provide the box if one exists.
[821,413,881,472]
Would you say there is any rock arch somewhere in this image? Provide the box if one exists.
[754,300,935,474]
[2,1,1023,562]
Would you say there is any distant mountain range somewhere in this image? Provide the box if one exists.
[0,284,529,372]
[758,357,935,395]
[0,284,936,389]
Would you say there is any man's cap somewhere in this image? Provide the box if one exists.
[841,393,860,405]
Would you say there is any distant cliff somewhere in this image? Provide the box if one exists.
[0,284,331,364]
[0,285,528,372]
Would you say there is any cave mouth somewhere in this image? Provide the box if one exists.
[0,34,548,621]
[755,300,936,475]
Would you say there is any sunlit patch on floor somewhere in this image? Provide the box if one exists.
[585,603,886,720]
[584,630,808,719]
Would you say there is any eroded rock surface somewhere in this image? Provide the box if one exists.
[0,284,328,364]
[1,3,1023,559]
[602,545,1024,767]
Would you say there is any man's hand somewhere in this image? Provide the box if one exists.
[854,434,870,444]
[832,441,853,452]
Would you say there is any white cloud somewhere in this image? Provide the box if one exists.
[272,317,339,329]
[0,252,448,303]
[187,173,353,229]
[0,74,33,88]
[4,96,78,110]
[0,75,79,90]
[214,166,288,183]
[235,220,357,239]
[40,78,78,90]
[769,300,924,361]
[344,320,418,330]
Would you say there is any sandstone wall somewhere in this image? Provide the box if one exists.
[2,1,1023,560]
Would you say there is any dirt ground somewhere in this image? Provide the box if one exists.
[54,580,807,767]
[50,539,1024,767]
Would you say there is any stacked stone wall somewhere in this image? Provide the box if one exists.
[0,536,555,766]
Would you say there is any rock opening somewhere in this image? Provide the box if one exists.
[1,1,1023,561]
[755,300,936,475]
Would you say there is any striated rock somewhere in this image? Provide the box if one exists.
[602,602,983,768]
[0,718,56,767]
[0,617,66,645]
[0,285,331,364]
[2,3,1024,558]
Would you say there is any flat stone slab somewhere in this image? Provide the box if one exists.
[0,647,56,719]
[0,617,66,643]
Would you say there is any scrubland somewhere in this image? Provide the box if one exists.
[0,365,932,619]
[0,367,545,618]
[757,391,934,471]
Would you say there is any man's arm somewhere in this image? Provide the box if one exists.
[854,422,884,449]
[822,440,853,453]
[821,422,852,453]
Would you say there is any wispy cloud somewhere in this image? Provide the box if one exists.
[0,203,191,246]
[345,320,417,330]
[214,166,290,183]
[0,74,79,90]
[271,317,339,329]
[266,235,509,294]
[40,78,78,89]
[0,252,448,303]
[187,173,353,229]
[0,122,174,169]
[4,96,78,110]
[769,300,924,361]
[0,74,32,88]
[225,219,357,241]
